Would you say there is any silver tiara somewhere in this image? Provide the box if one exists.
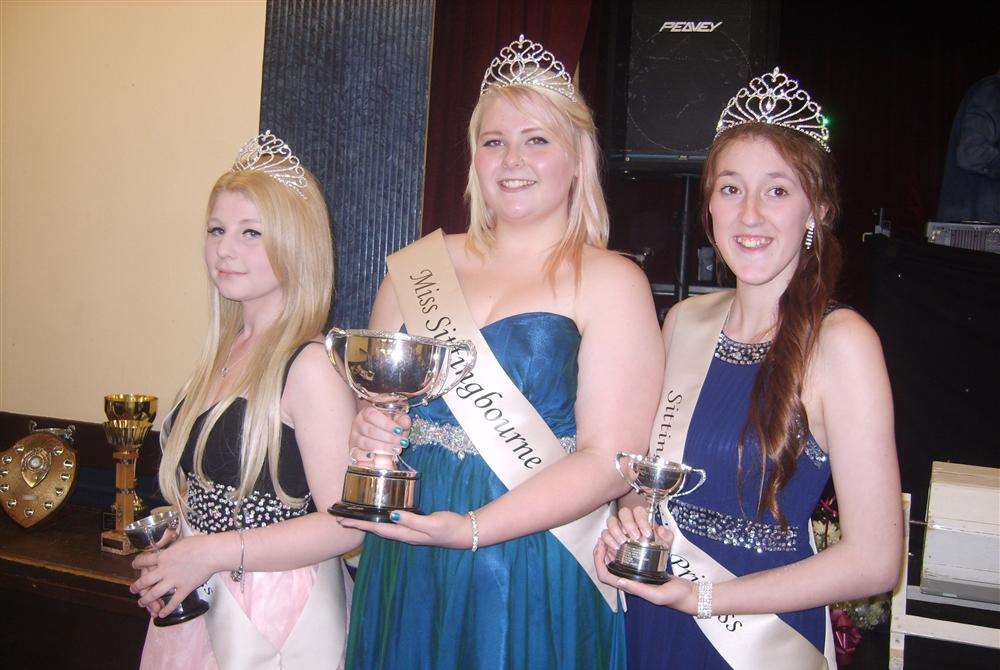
[715,68,830,151]
[232,130,308,198]
[480,34,576,102]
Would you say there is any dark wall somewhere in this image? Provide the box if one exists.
[260,0,435,329]
[778,1,998,305]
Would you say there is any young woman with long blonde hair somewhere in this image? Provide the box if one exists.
[341,36,664,669]
[131,133,362,669]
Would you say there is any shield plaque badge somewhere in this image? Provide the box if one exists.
[0,424,77,528]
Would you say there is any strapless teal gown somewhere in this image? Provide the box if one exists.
[345,313,625,670]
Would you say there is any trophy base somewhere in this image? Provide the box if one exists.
[333,464,420,521]
[607,560,670,585]
[153,593,210,627]
[100,529,137,555]
[328,501,421,523]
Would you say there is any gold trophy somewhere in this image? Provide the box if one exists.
[100,394,157,555]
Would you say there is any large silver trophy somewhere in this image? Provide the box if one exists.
[325,328,476,522]
[607,452,706,584]
[124,508,210,626]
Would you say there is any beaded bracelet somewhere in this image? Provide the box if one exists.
[468,510,479,552]
[696,579,713,619]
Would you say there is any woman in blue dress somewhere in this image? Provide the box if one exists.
[595,70,903,669]
[339,36,664,669]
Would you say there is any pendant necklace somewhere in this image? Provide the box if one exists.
[220,336,248,377]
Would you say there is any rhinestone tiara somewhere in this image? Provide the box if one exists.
[715,68,830,151]
[232,130,308,198]
[480,34,576,102]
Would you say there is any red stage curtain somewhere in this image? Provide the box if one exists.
[421,0,593,236]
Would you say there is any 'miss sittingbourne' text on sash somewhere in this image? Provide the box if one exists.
[408,268,544,470]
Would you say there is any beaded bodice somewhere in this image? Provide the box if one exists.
[666,329,830,555]
[176,343,316,533]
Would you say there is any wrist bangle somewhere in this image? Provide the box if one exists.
[468,510,479,552]
[230,529,246,592]
[696,579,713,619]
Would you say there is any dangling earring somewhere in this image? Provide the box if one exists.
[804,218,816,250]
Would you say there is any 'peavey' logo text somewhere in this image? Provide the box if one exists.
[659,20,723,33]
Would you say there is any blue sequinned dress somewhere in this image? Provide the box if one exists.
[346,313,625,670]
[626,330,832,669]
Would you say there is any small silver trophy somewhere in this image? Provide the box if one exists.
[124,508,210,626]
[325,328,476,522]
[607,452,706,584]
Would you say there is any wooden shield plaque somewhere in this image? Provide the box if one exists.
[0,429,77,528]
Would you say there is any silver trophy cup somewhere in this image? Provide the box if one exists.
[124,508,210,626]
[325,328,476,522]
[607,452,706,584]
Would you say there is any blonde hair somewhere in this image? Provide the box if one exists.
[464,85,609,278]
[159,167,334,509]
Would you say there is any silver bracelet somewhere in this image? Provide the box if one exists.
[230,529,246,592]
[696,579,713,619]
[468,510,479,552]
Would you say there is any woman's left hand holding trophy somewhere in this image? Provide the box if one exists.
[131,531,223,617]
[593,507,700,615]
[341,407,477,549]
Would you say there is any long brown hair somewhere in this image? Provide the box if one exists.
[701,123,842,526]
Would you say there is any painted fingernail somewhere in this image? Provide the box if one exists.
[389,511,401,522]
[365,452,374,459]
[399,438,409,447]
[393,426,403,435]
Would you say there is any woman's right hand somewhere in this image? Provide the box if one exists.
[349,406,411,469]
[599,505,664,554]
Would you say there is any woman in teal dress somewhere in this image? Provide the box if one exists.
[339,36,664,669]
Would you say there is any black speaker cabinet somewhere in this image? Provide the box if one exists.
[865,235,1000,520]
[604,0,779,172]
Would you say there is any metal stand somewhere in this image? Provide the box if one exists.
[675,173,699,301]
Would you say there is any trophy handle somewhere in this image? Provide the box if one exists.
[672,466,707,498]
[427,339,477,400]
[614,451,644,494]
[324,327,353,383]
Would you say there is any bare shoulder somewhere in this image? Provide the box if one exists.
[443,232,479,270]
[816,307,883,362]
[443,231,468,252]
[810,308,888,399]
[285,341,339,388]
[370,275,403,330]
[579,246,650,294]
[576,246,656,329]
[282,340,354,421]
[660,300,682,343]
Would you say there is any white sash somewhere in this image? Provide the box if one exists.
[386,230,618,610]
[648,291,837,670]
[179,519,348,670]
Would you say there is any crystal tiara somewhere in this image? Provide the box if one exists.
[480,34,576,102]
[715,68,830,151]
[232,130,308,198]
